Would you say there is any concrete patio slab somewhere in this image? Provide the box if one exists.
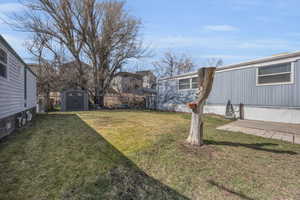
[217,120,300,144]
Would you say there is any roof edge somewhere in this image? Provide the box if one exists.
[219,51,300,71]
[159,51,300,81]
[0,34,37,78]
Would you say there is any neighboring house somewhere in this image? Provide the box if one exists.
[136,70,157,89]
[106,71,157,109]
[158,52,300,124]
[111,72,143,93]
[0,35,37,138]
[49,92,61,105]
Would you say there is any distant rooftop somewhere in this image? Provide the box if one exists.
[115,72,143,79]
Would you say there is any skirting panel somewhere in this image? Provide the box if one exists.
[158,103,300,124]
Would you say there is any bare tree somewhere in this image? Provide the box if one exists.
[26,34,63,111]
[153,51,195,78]
[79,0,146,105]
[186,67,216,146]
[154,51,195,110]
[202,58,223,67]
[10,0,88,90]
[10,0,145,107]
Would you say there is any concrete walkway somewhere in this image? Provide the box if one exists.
[217,120,300,144]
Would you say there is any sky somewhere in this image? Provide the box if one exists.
[1,0,300,67]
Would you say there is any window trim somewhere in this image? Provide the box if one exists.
[0,63,7,79]
[256,62,295,86]
[178,76,199,91]
[0,48,8,79]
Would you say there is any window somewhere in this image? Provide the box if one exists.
[0,48,7,64]
[191,77,199,89]
[0,48,7,78]
[0,63,6,78]
[178,78,190,90]
[257,63,293,85]
[178,77,199,90]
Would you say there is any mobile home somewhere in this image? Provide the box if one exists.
[0,35,37,139]
[158,52,300,124]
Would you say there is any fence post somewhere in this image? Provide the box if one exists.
[239,103,244,120]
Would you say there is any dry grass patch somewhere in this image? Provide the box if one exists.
[1,110,299,200]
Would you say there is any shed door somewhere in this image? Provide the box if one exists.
[66,92,84,111]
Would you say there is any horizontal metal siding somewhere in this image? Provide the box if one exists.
[157,79,197,110]
[207,60,300,107]
[158,60,300,109]
[0,42,25,119]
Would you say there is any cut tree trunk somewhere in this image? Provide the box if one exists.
[186,103,204,145]
[186,67,216,146]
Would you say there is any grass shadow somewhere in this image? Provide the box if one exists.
[205,140,297,155]
[207,180,256,200]
[0,114,189,200]
[64,114,190,200]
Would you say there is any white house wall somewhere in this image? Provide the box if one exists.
[0,39,37,120]
[204,105,300,124]
[0,42,25,119]
[158,103,300,124]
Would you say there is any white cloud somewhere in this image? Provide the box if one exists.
[203,25,239,32]
[146,35,300,52]
[146,35,235,49]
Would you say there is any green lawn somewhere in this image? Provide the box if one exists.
[0,110,299,200]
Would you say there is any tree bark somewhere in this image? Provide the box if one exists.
[186,103,204,145]
[95,79,105,107]
[98,95,105,107]
[186,67,216,146]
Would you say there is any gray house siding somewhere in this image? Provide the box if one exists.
[158,60,300,110]
[26,68,37,109]
[0,36,37,120]
[207,60,300,107]
[157,79,196,111]
[0,42,26,119]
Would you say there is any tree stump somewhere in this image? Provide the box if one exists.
[186,67,216,146]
